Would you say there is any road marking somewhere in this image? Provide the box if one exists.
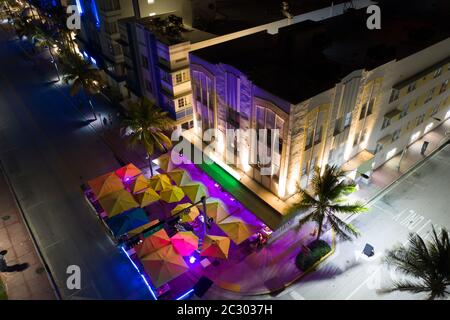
[289,291,305,300]
[345,266,381,300]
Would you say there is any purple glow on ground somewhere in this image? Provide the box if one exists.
[174,158,266,230]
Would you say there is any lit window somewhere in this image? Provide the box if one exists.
[175,73,183,84]
[178,98,186,109]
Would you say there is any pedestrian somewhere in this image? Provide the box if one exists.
[108,113,113,125]
[0,251,7,272]
[103,117,107,126]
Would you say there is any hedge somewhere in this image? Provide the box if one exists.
[295,239,332,272]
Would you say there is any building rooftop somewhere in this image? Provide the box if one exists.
[135,14,216,46]
[191,0,450,104]
[198,0,348,35]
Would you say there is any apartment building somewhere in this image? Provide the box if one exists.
[74,0,203,101]
[187,2,450,210]
[118,0,373,130]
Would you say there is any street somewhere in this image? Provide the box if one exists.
[0,24,149,299]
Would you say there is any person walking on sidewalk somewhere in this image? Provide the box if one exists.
[0,250,7,272]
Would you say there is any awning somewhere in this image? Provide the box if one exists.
[341,150,375,174]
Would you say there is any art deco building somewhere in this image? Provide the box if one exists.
[187,2,450,216]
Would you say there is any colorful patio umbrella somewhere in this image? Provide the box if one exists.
[98,189,139,218]
[218,215,258,245]
[181,183,209,203]
[141,244,189,288]
[88,172,124,199]
[115,163,142,181]
[171,231,199,256]
[136,187,160,207]
[130,174,150,194]
[171,203,200,223]
[197,198,229,223]
[201,235,231,259]
[160,186,185,203]
[135,228,171,258]
[105,208,149,238]
[167,169,192,186]
[155,153,176,173]
[149,174,172,191]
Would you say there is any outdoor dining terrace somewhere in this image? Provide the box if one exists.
[82,154,272,300]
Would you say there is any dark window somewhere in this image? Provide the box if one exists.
[141,55,149,69]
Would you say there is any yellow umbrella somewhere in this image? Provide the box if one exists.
[115,163,142,181]
[160,186,185,203]
[197,198,229,223]
[218,215,258,245]
[171,203,200,223]
[98,189,139,218]
[149,174,172,191]
[130,174,150,194]
[181,183,209,203]
[171,231,199,256]
[167,169,192,186]
[88,172,124,199]
[201,235,231,259]
[135,228,171,258]
[141,244,189,288]
[155,153,176,173]
[136,187,160,207]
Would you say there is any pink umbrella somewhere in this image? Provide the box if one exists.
[170,231,199,256]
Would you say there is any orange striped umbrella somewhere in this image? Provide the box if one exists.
[141,244,188,288]
[115,163,142,181]
[135,229,171,258]
[88,172,124,199]
[201,235,230,259]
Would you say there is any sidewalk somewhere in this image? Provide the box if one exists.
[0,169,55,300]
[349,118,450,204]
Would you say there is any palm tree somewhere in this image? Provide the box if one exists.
[291,165,367,241]
[44,5,75,53]
[383,227,450,300]
[59,48,103,120]
[0,0,13,18]
[31,25,60,81]
[121,98,175,176]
